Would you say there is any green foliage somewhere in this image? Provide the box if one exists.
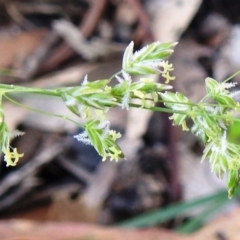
[117,188,240,232]
[161,76,240,197]
[228,120,240,143]
[0,41,240,198]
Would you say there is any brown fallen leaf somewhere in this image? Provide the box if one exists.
[0,29,47,68]
[0,220,184,240]
[191,206,240,240]
[2,205,240,240]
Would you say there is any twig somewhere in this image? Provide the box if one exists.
[5,1,34,29]
[0,143,66,197]
[164,111,181,203]
[82,160,118,208]
[126,0,154,42]
[58,156,93,184]
[52,20,125,61]
[40,0,108,73]
[0,175,38,210]
[80,0,108,38]
[30,63,98,88]
[20,31,59,80]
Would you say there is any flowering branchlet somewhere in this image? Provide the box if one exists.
[1,41,240,198]
[74,120,123,161]
[0,99,24,167]
[161,77,240,197]
[122,41,176,83]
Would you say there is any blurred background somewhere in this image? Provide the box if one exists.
[0,0,240,239]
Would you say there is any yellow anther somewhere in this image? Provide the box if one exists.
[3,148,24,167]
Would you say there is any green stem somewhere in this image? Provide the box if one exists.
[129,102,179,114]
[0,84,60,97]
[132,94,240,111]
[4,94,82,127]
[2,82,240,128]
[129,102,240,123]
[224,70,240,82]
[109,71,122,81]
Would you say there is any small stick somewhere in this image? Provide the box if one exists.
[40,0,108,73]
[126,0,154,42]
